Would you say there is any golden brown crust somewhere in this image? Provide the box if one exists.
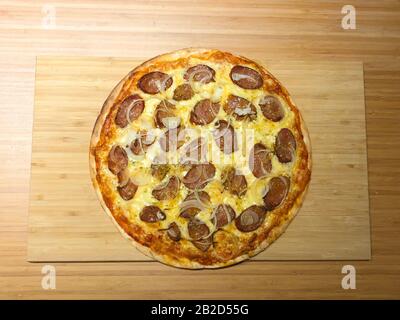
[89,48,312,269]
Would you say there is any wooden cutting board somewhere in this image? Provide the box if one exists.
[27,56,370,262]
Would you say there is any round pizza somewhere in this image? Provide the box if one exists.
[89,48,311,269]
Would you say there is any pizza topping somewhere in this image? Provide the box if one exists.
[259,95,284,122]
[213,120,238,154]
[275,128,297,163]
[154,100,176,128]
[114,94,145,128]
[249,143,272,178]
[192,237,213,252]
[263,176,290,210]
[159,127,186,152]
[190,99,220,125]
[180,191,211,219]
[151,164,170,181]
[230,65,263,89]
[108,145,128,175]
[152,175,180,201]
[182,163,216,190]
[184,64,215,84]
[130,131,156,155]
[167,222,181,241]
[173,83,194,101]
[224,95,257,121]
[140,205,166,223]
[221,167,247,197]
[235,205,266,232]
[117,179,138,201]
[138,71,172,94]
[212,204,236,229]
[188,218,210,240]
[181,137,207,164]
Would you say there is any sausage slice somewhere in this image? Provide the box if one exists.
[151,164,170,181]
[249,143,272,178]
[213,120,238,154]
[224,94,257,121]
[212,204,236,229]
[235,205,266,232]
[182,163,216,190]
[117,179,138,201]
[188,218,210,240]
[259,95,284,122]
[275,128,297,163]
[230,65,263,89]
[114,94,145,128]
[184,64,215,84]
[154,100,176,128]
[167,222,181,241]
[130,131,156,155]
[221,167,247,197]
[138,71,172,94]
[263,176,290,210]
[108,145,128,175]
[180,191,210,219]
[190,99,220,125]
[140,205,166,223]
[152,176,180,201]
[173,83,194,101]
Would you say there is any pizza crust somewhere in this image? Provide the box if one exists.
[89,48,312,269]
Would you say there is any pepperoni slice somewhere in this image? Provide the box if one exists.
[212,204,236,229]
[184,64,215,84]
[140,205,166,223]
[181,137,207,164]
[224,95,257,121]
[117,179,138,201]
[173,83,194,101]
[213,120,238,154]
[259,95,284,122]
[159,127,186,152]
[151,164,170,181]
[188,218,210,240]
[235,205,266,232]
[190,99,220,125]
[152,176,180,201]
[130,131,156,155]
[221,167,247,197]
[114,94,145,128]
[154,100,176,128]
[180,191,210,219]
[263,176,290,210]
[249,143,272,178]
[108,146,128,175]
[138,71,172,94]
[275,128,297,163]
[192,237,213,252]
[167,222,181,241]
[230,65,263,89]
[182,163,216,190]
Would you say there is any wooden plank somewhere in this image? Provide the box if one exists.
[27,56,370,262]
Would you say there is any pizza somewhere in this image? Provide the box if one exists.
[89,48,311,269]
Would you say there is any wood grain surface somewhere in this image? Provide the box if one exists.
[28,57,370,262]
[0,0,399,299]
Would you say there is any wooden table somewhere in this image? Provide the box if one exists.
[0,0,399,299]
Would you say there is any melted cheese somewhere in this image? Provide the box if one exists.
[102,58,299,241]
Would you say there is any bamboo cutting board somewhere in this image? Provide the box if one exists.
[27,56,370,262]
